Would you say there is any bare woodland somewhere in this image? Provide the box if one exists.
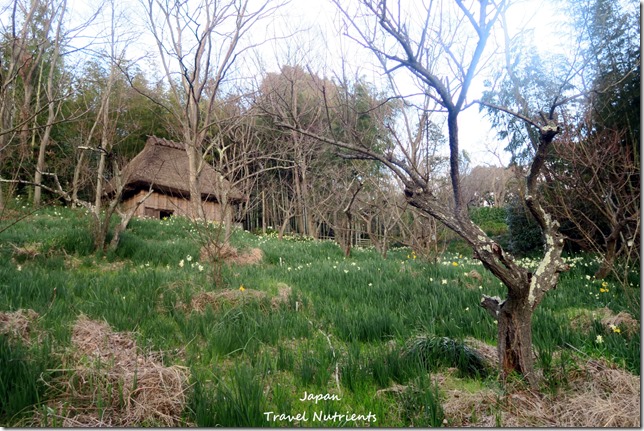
[0,0,639,386]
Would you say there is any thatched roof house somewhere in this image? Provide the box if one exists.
[110,136,243,221]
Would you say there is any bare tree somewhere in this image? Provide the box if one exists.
[461,165,519,208]
[2,0,152,252]
[33,0,68,206]
[256,65,335,237]
[548,116,640,282]
[142,0,280,221]
[275,0,586,386]
[0,0,52,208]
[356,178,408,259]
[198,93,293,285]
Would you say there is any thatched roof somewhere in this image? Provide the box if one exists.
[110,136,243,202]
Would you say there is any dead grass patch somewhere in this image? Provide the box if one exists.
[189,284,292,312]
[433,356,640,427]
[465,337,498,369]
[600,310,639,336]
[466,269,483,282]
[97,260,127,273]
[11,242,43,259]
[568,307,639,336]
[375,383,408,397]
[550,359,640,427]
[438,376,499,426]
[199,242,263,266]
[63,254,83,270]
[36,315,189,427]
[0,308,39,343]
[272,283,292,308]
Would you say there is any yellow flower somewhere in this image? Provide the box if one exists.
[601,281,608,288]
[609,324,621,333]
[600,287,609,293]
[452,262,458,267]
[239,285,245,292]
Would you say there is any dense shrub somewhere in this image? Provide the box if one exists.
[505,198,543,256]
[469,206,508,236]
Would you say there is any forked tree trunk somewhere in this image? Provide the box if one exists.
[403,124,567,387]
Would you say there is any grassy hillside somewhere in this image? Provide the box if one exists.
[0,205,640,427]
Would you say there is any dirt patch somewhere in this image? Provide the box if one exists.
[0,308,39,342]
[189,284,292,312]
[199,242,263,266]
[37,315,189,427]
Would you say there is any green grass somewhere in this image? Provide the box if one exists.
[0,205,640,426]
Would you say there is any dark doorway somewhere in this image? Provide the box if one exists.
[159,209,174,219]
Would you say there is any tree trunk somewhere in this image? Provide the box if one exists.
[594,219,624,279]
[594,233,618,279]
[495,293,536,386]
[110,188,153,251]
[186,144,205,220]
[293,166,306,235]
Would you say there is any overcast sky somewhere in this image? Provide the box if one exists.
[61,0,577,167]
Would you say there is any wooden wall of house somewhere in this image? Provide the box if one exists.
[122,190,224,221]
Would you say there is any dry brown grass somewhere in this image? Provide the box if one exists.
[0,308,39,343]
[433,355,640,427]
[11,242,43,259]
[272,283,292,308]
[199,242,263,266]
[466,269,483,282]
[568,307,639,337]
[600,310,639,336]
[35,315,189,427]
[189,283,292,312]
[465,337,499,369]
[437,375,500,427]
[550,359,640,427]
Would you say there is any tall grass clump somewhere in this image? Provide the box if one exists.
[401,335,490,378]
[192,365,267,427]
[0,337,53,425]
[295,338,335,389]
[400,372,445,427]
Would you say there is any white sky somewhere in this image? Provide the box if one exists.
[259,0,564,167]
[62,0,568,167]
